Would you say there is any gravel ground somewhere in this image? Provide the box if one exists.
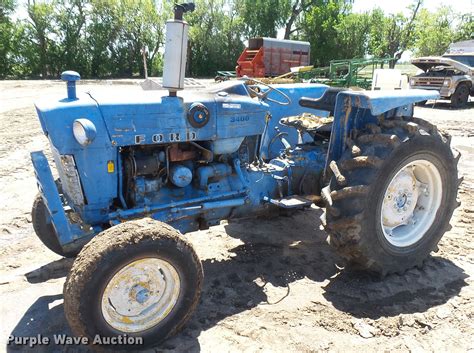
[0,80,473,352]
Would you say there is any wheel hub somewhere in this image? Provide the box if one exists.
[380,160,442,247]
[130,284,151,304]
[382,170,419,228]
[101,258,180,333]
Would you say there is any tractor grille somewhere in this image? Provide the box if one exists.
[51,147,85,207]
[58,155,85,206]
[413,77,444,87]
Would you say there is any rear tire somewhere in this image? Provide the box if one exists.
[451,83,470,108]
[64,218,203,349]
[323,117,461,275]
[31,194,77,258]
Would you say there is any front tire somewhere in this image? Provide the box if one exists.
[451,83,470,108]
[31,194,78,258]
[64,218,203,349]
[323,117,461,275]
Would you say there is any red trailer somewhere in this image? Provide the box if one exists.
[236,37,311,77]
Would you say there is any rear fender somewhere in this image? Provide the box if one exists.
[325,89,439,173]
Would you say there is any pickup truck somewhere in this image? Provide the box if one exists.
[410,40,474,108]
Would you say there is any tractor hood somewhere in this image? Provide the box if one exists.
[411,56,472,74]
[35,81,270,150]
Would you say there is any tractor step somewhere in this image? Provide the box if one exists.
[263,195,314,209]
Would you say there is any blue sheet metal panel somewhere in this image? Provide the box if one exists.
[92,92,217,145]
[35,94,109,151]
[215,94,268,139]
[207,80,250,96]
[35,106,48,135]
[262,83,329,159]
[327,89,440,166]
[35,94,117,223]
[340,89,439,115]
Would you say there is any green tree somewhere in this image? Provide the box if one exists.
[87,0,120,77]
[25,0,57,77]
[367,0,422,67]
[454,13,473,42]
[87,0,165,78]
[334,12,370,59]
[113,0,164,77]
[237,0,290,38]
[238,0,352,40]
[413,7,454,56]
[300,0,350,66]
[187,0,244,76]
[0,0,16,77]
[53,0,88,76]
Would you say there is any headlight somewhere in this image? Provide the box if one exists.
[410,78,415,86]
[73,118,96,146]
[443,79,451,86]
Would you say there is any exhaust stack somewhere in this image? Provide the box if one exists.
[162,3,195,97]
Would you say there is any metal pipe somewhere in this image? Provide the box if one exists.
[202,198,245,210]
[109,189,246,220]
[233,159,249,187]
[258,113,271,164]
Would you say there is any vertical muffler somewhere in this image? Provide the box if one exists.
[162,3,195,96]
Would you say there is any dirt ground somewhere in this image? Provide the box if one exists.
[0,80,473,353]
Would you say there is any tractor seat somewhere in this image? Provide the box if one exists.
[280,113,333,133]
[298,87,347,116]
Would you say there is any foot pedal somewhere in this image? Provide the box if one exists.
[263,195,313,209]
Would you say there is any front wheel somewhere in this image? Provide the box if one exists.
[451,83,470,108]
[31,194,78,257]
[323,117,461,275]
[64,218,203,349]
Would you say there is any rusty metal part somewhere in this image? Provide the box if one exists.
[58,154,85,206]
[168,144,197,162]
[189,142,213,162]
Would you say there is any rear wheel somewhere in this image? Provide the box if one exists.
[451,83,470,108]
[323,117,461,275]
[64,218,203,349]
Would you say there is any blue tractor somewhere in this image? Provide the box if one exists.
[30,3,460,349]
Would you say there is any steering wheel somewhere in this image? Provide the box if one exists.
[241,76,291,106]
